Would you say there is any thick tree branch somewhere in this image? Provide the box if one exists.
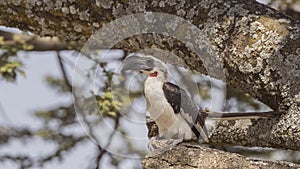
[142,143,300,169]
[147,113,300,151]
[146,116,300,168]
[1,0,299,108]
[0,0,298,110]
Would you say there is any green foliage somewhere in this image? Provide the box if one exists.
[0,35,27,82]
[82,91,123,118]
[0,33,36,82]
[0,60,25,82]
[0,34,34,52]
[34,106,76,126]
[45,76,70,93]
[0,104,86,168]
[197,79,211,100]
[95,92,122,118]
[83,62,123,118]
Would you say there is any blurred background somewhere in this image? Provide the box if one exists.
[0,0,299,168]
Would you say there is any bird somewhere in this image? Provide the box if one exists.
[121,53,282,151]
[121,53,209,145]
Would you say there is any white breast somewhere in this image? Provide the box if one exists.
[144,77,193,140]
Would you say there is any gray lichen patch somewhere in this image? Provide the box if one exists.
[229,16,289,74]
[95,0,113,9]
[219,11,297,110]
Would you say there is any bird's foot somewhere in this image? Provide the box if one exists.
[146,137,183,157]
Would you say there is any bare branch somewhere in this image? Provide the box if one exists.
[0,30,80,51]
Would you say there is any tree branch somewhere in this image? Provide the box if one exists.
[0,30,80,51]
[142,143,300,169]
[147,113,299,151]
[1,0,298,109]
[1,0,299,108]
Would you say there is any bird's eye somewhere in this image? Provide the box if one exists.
[144,68,152,71]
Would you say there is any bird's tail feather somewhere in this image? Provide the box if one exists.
[200,110,283,121]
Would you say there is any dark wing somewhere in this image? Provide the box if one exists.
[180,88,208,142]
[163,82,208,142]
[162,82,181,114]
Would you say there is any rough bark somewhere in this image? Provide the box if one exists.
[142,143,300,169]
[1,0,299,168]
[147,115,300,151]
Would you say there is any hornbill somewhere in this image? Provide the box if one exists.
[121,53,281,151]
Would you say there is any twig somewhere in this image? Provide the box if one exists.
[94,113,120,169]
[56,51,122,169]
[0,100,12,125]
